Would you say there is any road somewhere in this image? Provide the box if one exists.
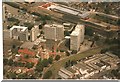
[42,46,102,79]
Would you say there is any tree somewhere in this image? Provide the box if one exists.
[25,62,34,69]
[17,73,27,79]
[117,19,120,26]
[8,59,14,66]
[104,8,110,14]
[40,31,44,34]
[35,59,44,72]
[100,48,108,54]
[7,26,11,29]
[24,54,29,59]
[42,20,47,25]
[93,35,99,41]
[71,60,77,66]
[24,22,34,30]
[7,17,19,22]
[12,44,16,49]
[43,70,52,79]
[66,51,70,56]
[17,62,25,67]
[5,2,20,9]
[35,17,41,21]
[35,64,44,72]
[44,15,51,20]
[55,55,60,61]
[85,27,93,36]
[3,58,8,65]
[39,24,43,29]
[48,57,53,64]
[7,72,16,79]
[41,59,49,67]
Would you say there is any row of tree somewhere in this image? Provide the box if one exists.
[35,57,53,73]
[65,60,77,68]
[3,58,34,69]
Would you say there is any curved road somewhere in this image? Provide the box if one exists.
[42,46,102,79]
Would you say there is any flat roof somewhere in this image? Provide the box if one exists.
[60,67,73,76]
[10,26,28,31]
[44,24,64,28]
[70,28,80,36]
[65,36,70,39]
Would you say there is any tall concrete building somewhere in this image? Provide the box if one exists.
[3,5,6,22]
[10,26,28,41]
[30,25,39,42]
[76,24,85,43]
[44,24,64,41]
[70,24,85,51]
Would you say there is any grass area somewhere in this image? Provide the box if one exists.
[46,47,102,78]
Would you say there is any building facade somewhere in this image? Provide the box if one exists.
[30,25,39,42]
[70,24,85,51]
[10,26,28,41]
[44,24,64,41]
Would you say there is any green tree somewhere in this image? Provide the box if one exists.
[24,54,29,59]
[12,44,16,49]
[44,15,51,20]
[35,17,41,21]
[55,55,60,61]
[100,48,108,54]
[24,22,34,30]
[93,35,99,41]
[43,70,52,79]
[7,72,16,79]
[71,60,77,66]
[39,24,43,29]
[35,64,44,72]
[42,20,47,25]
[85,27,93,36]
[3,58,8,65]
[117,19,120,26]
[25,62,34,69]
[17,73,27,79]
[5,2,20,9]
[41,59,49,67]
[18,62,25,67]
[8,59,14,66]
[40,31,44,34]
[7,17,19,22]
[66,51,70,56]
[48,57,53,64]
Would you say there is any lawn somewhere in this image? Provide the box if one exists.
[46,47,102,79]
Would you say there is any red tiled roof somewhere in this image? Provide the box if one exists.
[18,48,35,56]
[21,58,38,65]
[41,3,52,8]
[49,52,56,55]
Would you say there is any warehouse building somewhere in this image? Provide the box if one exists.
[48,4,90,18]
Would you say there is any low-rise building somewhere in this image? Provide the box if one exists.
[58,67,74,79]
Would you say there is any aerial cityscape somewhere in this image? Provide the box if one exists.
[3,1,120,79]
